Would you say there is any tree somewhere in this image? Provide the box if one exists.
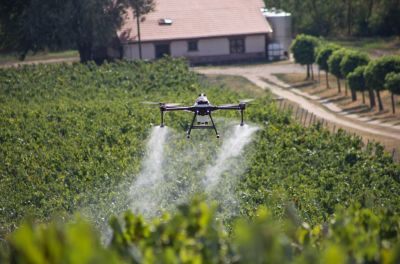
[316,44,340,89]
[347,66,367,104]
[0,0,30,54]
[67,0,128,62]
[327,49,347,93]
[364,56,400,111]
[385,72,400,114]
[290,34,319,79]
[340,51,370,101]
[0,0,128,63]
[127,0,155,60]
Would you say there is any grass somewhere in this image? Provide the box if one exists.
[327,36,400,57]
[197,74,267,98]
[0,50,79,65]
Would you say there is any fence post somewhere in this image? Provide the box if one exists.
[308,114,313,126]
[299,109,304,124]
[295,106,300,119]
[303,111,309,125]
[392,148,397,163]
[312,114,317,125]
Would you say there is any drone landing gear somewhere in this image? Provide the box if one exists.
[187,113,219,139]
[240,109,244,126]
[160,110,165,127]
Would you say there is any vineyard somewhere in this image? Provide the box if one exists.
[1,58,400,263]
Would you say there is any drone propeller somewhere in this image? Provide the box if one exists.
[239,98,255,104]
[164,103,182,107]
[141,101,162,105]
[141,101,182,107]
[219,103,238,107]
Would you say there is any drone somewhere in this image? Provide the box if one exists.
[143,94,253,138]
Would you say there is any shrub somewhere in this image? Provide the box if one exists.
[364,56,400,110]
[385,72,400,113]
[291,34,320,79]
[327,48,347,92]
[316,44,340,88]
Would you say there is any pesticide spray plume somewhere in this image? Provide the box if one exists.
[128,126,169,218]
[204,124,259,190]
[127,121,259,220]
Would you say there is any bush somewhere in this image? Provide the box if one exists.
[2,200,400,264]
[347,66,366,92]
[385,72,400,113]
[340,51,369,78]
[327,48,347,92]
[291,34,320,78]
[316,44,340,72]
[364,56,400,110]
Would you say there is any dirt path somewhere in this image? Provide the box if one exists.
[194,63,400,141]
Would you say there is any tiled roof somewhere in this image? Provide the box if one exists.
[118,0,272,43]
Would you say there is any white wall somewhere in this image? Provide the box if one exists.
[245,35,266,53]
[123,43,155,60]
[123,35,265,60]
[171,38,229,57]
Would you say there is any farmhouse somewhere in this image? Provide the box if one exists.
[116,0,279,64]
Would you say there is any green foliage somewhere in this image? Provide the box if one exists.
[128,0,155,17]
[3,200,400,264]
[364,56,400,91]
[290,34,319,66]
[0,58,202,235]
[110,198,230,263]
[340,51,370,78]
[4,219,121,264]
[327,49,347,79]
[263,0,400,37]
[0,0,128,61]
[347,66,367,92]
[316,44,339,72]
[1,58,400,263]
[238,124,400,225]
[385,72,400,95]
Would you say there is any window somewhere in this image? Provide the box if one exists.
[229,38,245,54]
[188,40,198,52]
[159,18,173,25]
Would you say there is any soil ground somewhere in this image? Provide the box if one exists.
[195,63,400,156]
[274,72,400,127]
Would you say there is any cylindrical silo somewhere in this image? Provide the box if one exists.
[262,8,292,60]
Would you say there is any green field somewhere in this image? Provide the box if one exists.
[1,59,400,263]
[328,37,400,58]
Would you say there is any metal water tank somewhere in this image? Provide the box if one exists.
[262,8,292,59]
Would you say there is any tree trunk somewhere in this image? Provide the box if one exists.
[391,93,396,114]
[351,87,357,101]
[368,87,376,109]
[362,91,365,104]
[318,66,321,84]
[337,77,341,93]
[307,64,310,79]
[78,43,92,63]
[344,81,348,96]
[347,0,352,36]
[376,90,383,111]
[326,71,330,89]
[311,64,314,80]
[136,15,142,59]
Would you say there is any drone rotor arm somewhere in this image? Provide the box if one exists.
[161,106,193,112]
[216,104,243,110]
